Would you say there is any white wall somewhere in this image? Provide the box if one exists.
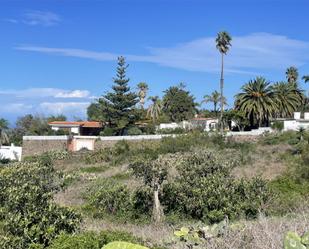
[284,120,309,131]
[159,123,180,129]
[0,145,22,161]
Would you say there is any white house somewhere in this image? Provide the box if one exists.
[280,112,309,131]
[0,144,22,161]
[190,117,219,131]
[49,121,103,136]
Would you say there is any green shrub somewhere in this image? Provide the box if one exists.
[267,176,309,215]
[0,156,81,248]
[127,127,143,135]
[98,230,140,245]
[47,232,100,249]
[87,179,133,218]
[271,121,284,132]
[162,149,269,223]
[157,128,186,134]
[141,124,156,135]
[261,131,298,145]
[100,127,115,136]
[84,148,113,164]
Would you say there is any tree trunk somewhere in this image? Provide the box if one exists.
[214,102,217,114]
[220,53,224,133]
[152,185,164,224]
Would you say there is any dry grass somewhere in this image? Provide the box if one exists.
[203,212,309,249]
[81,217,174,246]
[232,143,291,180]
[79,210,309,249]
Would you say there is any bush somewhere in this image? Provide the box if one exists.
[141,124,156,135]
[260,131,298,145]
[98,230,140,245]
[47,232,100,249]
[157,128,186,134]
[0,155,81,248]
[162,149,269,223]
[127,127,143,135]
[48,230,140,249]
[268,176,309,215]
[87,179,133,218]
[271,121,284,132]
[100,127,115,136]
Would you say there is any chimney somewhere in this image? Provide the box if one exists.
[294,112,301,120]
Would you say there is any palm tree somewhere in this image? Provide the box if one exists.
[303,75,309,83]
[235,77,276,127]
[137,82,149,109]
[286,66,299,84]
[271,82,303,118]
[0,118,9,146]
[147,96,162,123]
[216,31,232,132]
[202,90,227,114]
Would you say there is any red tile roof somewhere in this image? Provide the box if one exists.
[49,121,103,128]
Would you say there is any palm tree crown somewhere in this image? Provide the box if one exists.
[235,77,276,127]
[137,82,149,109]
[147,96,162,123]
[271,82,303,118]
[216,31,232,54]
[286,66,299,84]
[303,75,309,83]
[202,90,227,113]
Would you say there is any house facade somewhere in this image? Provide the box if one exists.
[278,112,309,131]
[49,121,103,136]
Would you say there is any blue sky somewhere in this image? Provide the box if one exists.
[1,0,309,124]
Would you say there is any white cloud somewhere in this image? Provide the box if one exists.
[0,88,90,99]
[0,103,33,113]
[22,10,61,26]
[55,90,90,98]
[16,33,309,74]
[39,102,89,116]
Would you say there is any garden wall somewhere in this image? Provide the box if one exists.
[22,135,173,158]
[22,136,69,158]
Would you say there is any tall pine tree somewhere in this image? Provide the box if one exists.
[97,56,138,135]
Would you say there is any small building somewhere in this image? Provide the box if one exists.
[276,112,309,131]
[49,121,104,136]
[0,144,22,161]
[190,117,219,131]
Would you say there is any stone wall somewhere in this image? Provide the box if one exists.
[22,136,68,158]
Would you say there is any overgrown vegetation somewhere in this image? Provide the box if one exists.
[1,130,309,248]
[0,154,81,249]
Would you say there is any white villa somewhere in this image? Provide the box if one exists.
[0,144,22,161]
[279,112,309,131]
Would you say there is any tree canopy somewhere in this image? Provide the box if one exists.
[162,84,197,122]
[89,56,139,135]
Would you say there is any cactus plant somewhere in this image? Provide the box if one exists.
[102,241,149,249]
[301,231,309,246]
[284,232,306,249]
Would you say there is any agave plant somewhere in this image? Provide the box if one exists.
[102,241,149,249]
[284,231,309,249]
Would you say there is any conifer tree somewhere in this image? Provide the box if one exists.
[97,56,138,135]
